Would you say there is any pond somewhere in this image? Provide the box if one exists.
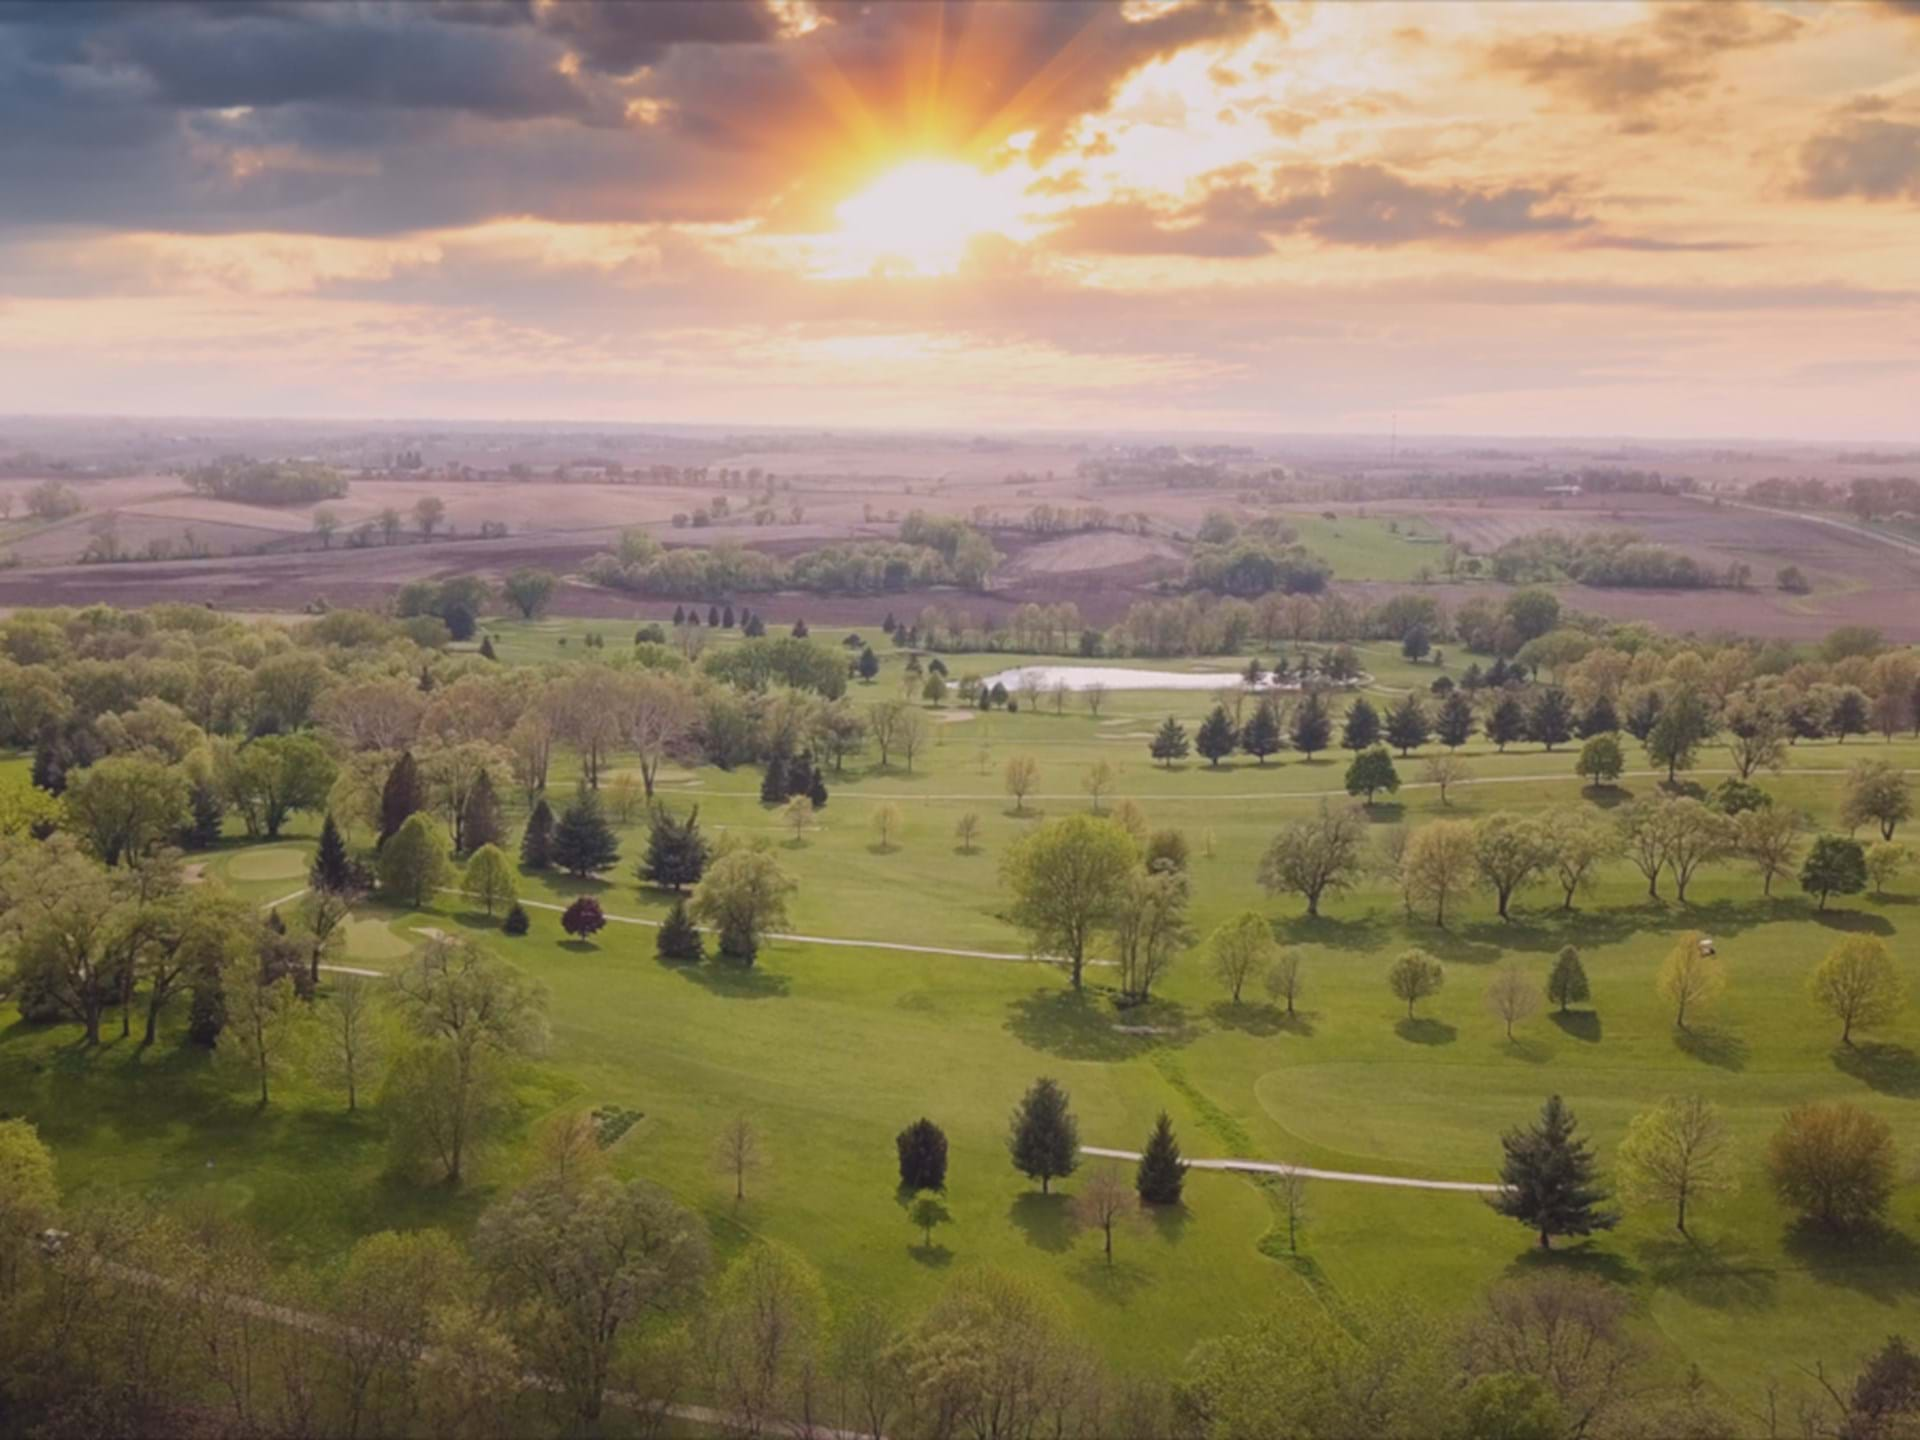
[977,663,1353,693]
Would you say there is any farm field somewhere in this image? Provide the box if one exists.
[5,623,1919,1414]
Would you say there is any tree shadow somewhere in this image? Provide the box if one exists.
[675,962,790,1000]
[866,842,900,856]
[907,1242,954,1268]
[1674,1026,1748,1071]
[1550,1010,1602,1044]
[1009,1192,1074,1253]
[1505,1244,1640,1288]
[1501,1036,1553,1065]
[1276,912,1390,952]
[558,939,599,954]
[1634,1232,1778,1314]
[1424,930,1505,965]
[1363,802,1406,825]
[1208,1001,1287,1037]
[1580,784,1630,810]
[1812,909,1895,936]
[1782,1222,1920,1303]
[1004,988,1152,1061]
[1146,1202,1190,1246]
[1070,1253,1153,1302]
[1833,1042,1920,1098]
[1395,1017,1457,1046]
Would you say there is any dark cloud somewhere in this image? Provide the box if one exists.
[1795,116,1920,201]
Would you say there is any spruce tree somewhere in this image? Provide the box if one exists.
[1527,687,1577,751]
[1241,699,1283,765]
[460,769,505,855]
[656,897,704,962]
[641,803,710,891]
[1136,1111,1187,1205]
[1384,694,1430,755]
[310,812,354,894]
[479,633,497,661]
[502,902,530,936]
[896,1117,950,1193]
[1547,946,1590,1013]
[551,788,621,877]
[1486,696,1527,752]
[785,753,815,806]
[1290,691,1332,758]
[760,752,791,805]
[1008,1077,1080,1193]
[857,647,880,682]
[520,797,556,871]
[182,779,226,849]
[672,604,686,624]
[1491,1095,1619,1249]
[378,750,427,847]
[807,765,829,810]
[1341,697,1381,751]
[708,604,721,627]
[1435,691,1476,750]
[1149,716,1190,768]
[722,603,735,628]
[792,618,809,638]
[1195,705,1239,768]
[1578,694,1619,739]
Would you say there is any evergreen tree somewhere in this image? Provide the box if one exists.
[182,779,226,849]
[1624,688,1664,743]
[1341,697,1381,751]
[1435,691,1476,750]
[1491,1095,1619,1249]
[1241,699,1284,765]
[1547,945,1590,1013]
[672,604,686,625]
[1344,746,1400,805]
[1195,705,1239,768]
[187,963,226,1048]
[460,769,505,854]
[1136,1111,1187,1205]
[723,603,735,628]
[641,803,711,891]
[785,752,815,806]
[708,604,720,627]
[551,788,621,877]
[310,812,355,894]
[857,646,880,682]
[377,750,427,847]
[502,902,530,936]
[266,907,286,935]
[519,797,556,871]
[655,897,704,962]
[897,1117,950,1192]
[1527,688,1576,751]
[1578,694,1619,739]
[808,765,829,810]
[1486,696,1527,752]
[760,751,791,805]
[1384,695,1430,755]
[479,634,497,661]
[1290,691,1332,758]
[744,613,766,638]
[1149,716,1190,768]
[792,618,809,638]
[1008,1077,1080,1193]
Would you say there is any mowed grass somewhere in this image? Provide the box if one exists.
[1282,512,1452,582]
[5,627,1920,1401]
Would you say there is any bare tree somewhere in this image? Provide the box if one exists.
[1081,759,1118,814]
[1420,753,1472,806]
[320,972,382,1111]
[1070,1165,1136,1266]
[954,812,981,854]
[1004,755,1040,814]
[714,1116,763,1203]
[1272,1166,1308,1254]
[1485,963,1542,1040]
[1083,681,1108,718]
[1263,950,1304,1017]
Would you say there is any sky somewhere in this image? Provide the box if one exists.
[2,0,1918,441]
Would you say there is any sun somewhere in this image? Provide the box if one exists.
[830,159,1030,275]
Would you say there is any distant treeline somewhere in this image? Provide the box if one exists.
[1489,529,1748,590]
[184,457,350,506]
[1749,474,1920,520]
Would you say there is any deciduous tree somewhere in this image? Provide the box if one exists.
[1808,936,1904,1047]
[1767,1101,1896,1232]
[1617,1095,1734,1234]
[1002,814,1135,988]
[1387,948,1445,1018]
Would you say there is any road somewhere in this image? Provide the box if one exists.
[1080,1146,1499,1195]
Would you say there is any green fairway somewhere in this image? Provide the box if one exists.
[1283,512,1452,582]
[5,622,1919,1410]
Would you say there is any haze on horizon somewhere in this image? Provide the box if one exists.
[3,0,1919,443]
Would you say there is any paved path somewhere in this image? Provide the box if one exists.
[1080,1145,1500,1195]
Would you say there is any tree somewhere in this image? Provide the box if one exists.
[62,755,190,866]
[551,788,620,877]
[1647,689,1714,782]
[1257,801,1368,916]
[1491,1095,1618,1249]
[1008,1076,1079,1193]
[1384,694,1430,755]
[413,494,447,537]
[218,954,305,1106]
[1617,1095,1734,1234]
[1241,698,1283,764]
[502,901,530,936]
[1767,1101,1896,1231]
[1664,799,1731,904]
[311,811,356,893]
[1136,1112,1187,1205]
[1344,746,1400,806]
[1340,696,1381,751]
[1723,698,1788,779]
[1541,808,1613,910]
[560,895,606,942]
[502,567,556,619]
[1196,705,1238,767]
[1404,818,1476,927]
[1420,753,1471,806]
[1209,910,1275,1005]
[1004,755,1040,814]
[1149,716,1190,768]
[621,671,699,799]
[1656,932,1725,1032]
[1071,1166,1134,1266]
[379,750,428,847]
[1618,795,1676,899]
[1809,936,1904,1047]
[1736,805,1802,896]
[1843,758,1912,840]
[1547,946,1590,1014]
[519,796,554,870]
[641,803,709,892]
[1866,838,1910,895]
[0,1117,57,1293]
[1264,949,1304,1017]
[690,840,796,964]
[1471,813,1552,921]
[378,812,454,908]
[897,1118,949,1192]
[779,793,814,845]
[1485,963,1541,1040]
[1575,733,1624,788]
[1435,690,1476,750]
[1387,949,1445,1018]
[714,1115,763,1203]
[320,972,383,1112]
[1001,814,1136,989]
[1801,834,1868,911]
[655,896,703,962]
[457,768,505,855]
[1525,688,1575,752]
[217,733,337,840]
[872,802,902,851]
[857,646,880,682]
[1486,694,1527,752]
[702,1241,828,1434]
[1290,690,1332,757]
[1112,867,1190,1000]
[954,811,981,854]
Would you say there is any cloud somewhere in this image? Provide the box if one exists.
[1795,115,1920,201]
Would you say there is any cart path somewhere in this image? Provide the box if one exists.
[1080,1145,1500,1194]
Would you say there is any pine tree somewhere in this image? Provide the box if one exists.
[1527,688,1576,751]
[377,750,426,847]
[1008,1077,1080,1193]
[182,779,226,849]
[744,613,766,638]
[1578,694,1619,739]
[1384,694,1430,755]
[808,766,829,810]
[1341,697,1381,751]
[1548,946,1590,1013]
[897,1117,950,1192]
[857,647,880,682]
[722,604,735,628]
[1195,705,1239,768]
[1149,716,1190,768]
[479,633,497,661]
[460,769,505,855]
[641,803,710,891]
[266,907,286,935]
[760,752,791,805]
[551,788,620,877]
[656,897,704,962]
[1241,699,1283,765]
[1491,1095,1619,1249]
[673,604,686,624]
[310,812,355,894]
[1435,691,1476,750]
[1136,1111,1187,1205]
[502,902,530,936]
[1290,691,1332,758]
[708,604,720,627]
[785,753,816,806]
[792,618,809,638]
[1487,696,1527,752]
[520,798,556,871]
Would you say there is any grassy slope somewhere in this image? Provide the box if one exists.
[4,626,1918,1403]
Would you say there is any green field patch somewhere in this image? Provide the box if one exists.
[225,846,310,883]
[342,916,415,963]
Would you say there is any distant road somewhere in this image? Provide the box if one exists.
[1681,491,1920,566]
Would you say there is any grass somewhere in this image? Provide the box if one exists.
[1283,512,1451,582]
[6,620,1920,1404]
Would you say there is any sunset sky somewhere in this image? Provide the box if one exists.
[3,0,1918,439]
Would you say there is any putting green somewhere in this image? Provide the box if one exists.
[343,917,414,963]
[225,847,309,883]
